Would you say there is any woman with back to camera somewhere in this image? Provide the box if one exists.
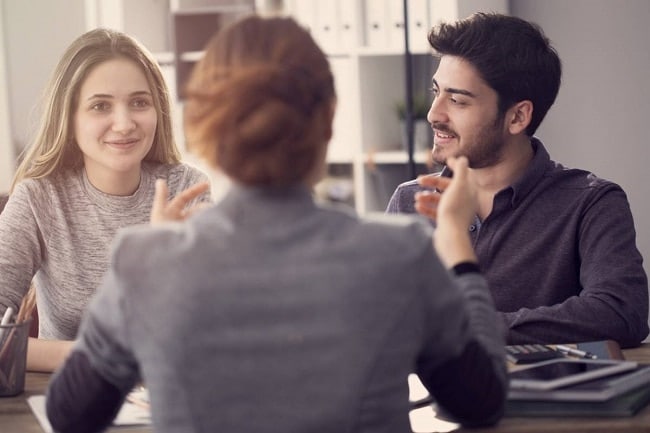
[47,15,507,432]
[0,28,211,372]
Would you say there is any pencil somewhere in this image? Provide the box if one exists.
[1,307,13,326]
[16,286,36,324]
[126,390,151,411]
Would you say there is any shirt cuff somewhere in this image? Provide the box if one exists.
[452,262,481,276]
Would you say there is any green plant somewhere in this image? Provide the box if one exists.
[395,95,431,120]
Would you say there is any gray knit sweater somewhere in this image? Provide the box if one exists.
[0,162,210,339]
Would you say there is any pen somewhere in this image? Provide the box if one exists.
[16,288,36,324]
[410,395,434,410]
[0,307,14,355]
[434,166,454,193]
[1,307,14,326]
[555,344,598,359]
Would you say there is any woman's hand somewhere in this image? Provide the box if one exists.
[415,157,477,228]
[150,179,210,225]
[416,157,479,268]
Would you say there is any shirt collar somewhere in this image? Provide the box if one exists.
[507,137,552,207]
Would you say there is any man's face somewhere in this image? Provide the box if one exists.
[429,55,506,168]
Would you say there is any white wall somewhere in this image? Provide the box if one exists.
[0,1,15,192]
[2,0,85,154]
[510,0,650,282]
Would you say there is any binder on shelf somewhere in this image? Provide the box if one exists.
[285,0,315,34]
[314,1,339,54]
[429,0,458,28]
[363,0,389,49]
[337,0,358,50]
[407,0,431,53]
[387,1,405,52]
[429,0,509,28]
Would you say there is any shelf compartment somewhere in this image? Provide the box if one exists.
[171,4,253,98]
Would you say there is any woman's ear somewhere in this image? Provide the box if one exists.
[507,100,533,135]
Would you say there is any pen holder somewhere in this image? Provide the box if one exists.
[0,319,31,397]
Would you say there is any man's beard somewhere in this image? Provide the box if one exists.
[432,113,505,168]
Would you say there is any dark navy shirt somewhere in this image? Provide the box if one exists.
[387,138,649,348]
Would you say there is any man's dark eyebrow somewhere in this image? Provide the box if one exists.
[431,78,477,98]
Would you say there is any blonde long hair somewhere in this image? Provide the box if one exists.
[11,28,181,192]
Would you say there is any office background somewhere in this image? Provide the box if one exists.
[1,0,650,325]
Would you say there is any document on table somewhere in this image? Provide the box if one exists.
[408,374,459,433]
[27,392,151,433]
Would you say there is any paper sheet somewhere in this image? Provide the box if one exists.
[408,374,460,433]
[27,393,151,433]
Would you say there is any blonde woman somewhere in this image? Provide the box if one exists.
[0,28,210,372]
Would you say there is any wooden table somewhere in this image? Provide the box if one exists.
[2,344,650,433]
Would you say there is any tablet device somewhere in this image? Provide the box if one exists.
[508,364,650,402]
[509,358,638,391]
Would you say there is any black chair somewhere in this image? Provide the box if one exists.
[0,193,39,337]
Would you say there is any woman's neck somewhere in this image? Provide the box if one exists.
[84,166,142,196]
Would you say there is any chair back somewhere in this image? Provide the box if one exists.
[0,193,39,337]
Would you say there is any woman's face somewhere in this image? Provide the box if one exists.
[74,57,157,192]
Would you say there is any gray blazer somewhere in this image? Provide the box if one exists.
[64,184,507,432]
